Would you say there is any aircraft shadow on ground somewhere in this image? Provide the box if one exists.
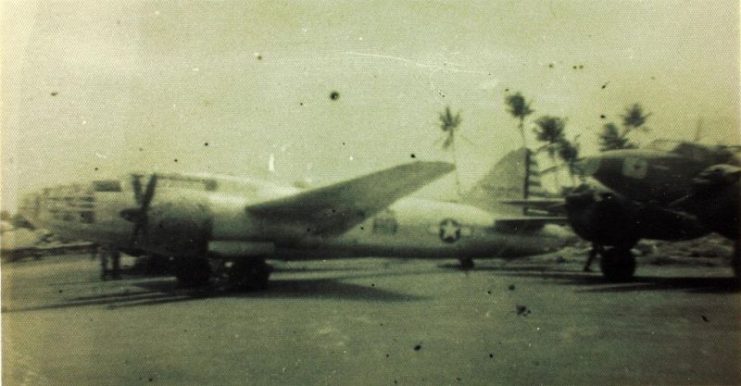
[436,261,578,274]
[245,278,426,302]
[2,275,425,313]
[493,269,740,294]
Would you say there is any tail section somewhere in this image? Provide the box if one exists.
[523,149,547,200]
[463,148,547,214]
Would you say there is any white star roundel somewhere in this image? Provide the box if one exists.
[439,218,461,243]
[622,157,648,179]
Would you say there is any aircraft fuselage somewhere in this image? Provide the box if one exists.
[19,175,570,262]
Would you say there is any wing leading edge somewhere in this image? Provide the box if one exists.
[246,161,454,236]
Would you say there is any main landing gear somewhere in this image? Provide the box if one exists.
[172,256,273,290]
[599,247,637,282]
[732,239,740,287]
[172,257,212,288]
[585,244,637,282]
[220,258,273,291]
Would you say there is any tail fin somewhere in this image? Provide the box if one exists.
[463,148,545,214]
[523,149,547,200]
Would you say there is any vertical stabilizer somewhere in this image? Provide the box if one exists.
[523,149,547,200]
[463,148,547,214]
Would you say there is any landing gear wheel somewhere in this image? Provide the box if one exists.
[227,259,273,291]
[732,240,740,287]
[458,257,475,270]
[173,257,212,287]
[600,247,636,282]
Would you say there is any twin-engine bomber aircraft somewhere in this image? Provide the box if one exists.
[505,139,740,282]
[19,159,573,290]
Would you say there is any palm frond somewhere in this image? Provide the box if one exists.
[621,103,651,130]
[505,92,534,120]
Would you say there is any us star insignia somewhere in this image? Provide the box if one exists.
[439,218,461,243]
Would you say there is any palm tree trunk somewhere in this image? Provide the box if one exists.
[518,118,527,149]
[451,137,462,197]
[568,163,577,186]
[550,154,561,190]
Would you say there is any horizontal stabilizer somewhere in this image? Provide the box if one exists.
[499,198,565,215]
[247,161,454,235]
[462,147,550,214]
[493,217,569,233]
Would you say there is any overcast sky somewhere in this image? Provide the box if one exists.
[2,0,739,210]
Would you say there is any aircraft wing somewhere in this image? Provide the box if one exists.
[246,161,454,235]
[499,198,566,214]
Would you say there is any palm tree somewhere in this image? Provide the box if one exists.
[598,122,636,151]
[438,106,464,196]
[599,103,651,151]
[533,115,567,188]
[621,103,651,132]
[557,135,580,185]
[505,92,534,148]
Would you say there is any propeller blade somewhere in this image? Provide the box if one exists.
[123,173,158,247]
[140,174,158,212]
[131,218,145,243]
[131,174,143,204]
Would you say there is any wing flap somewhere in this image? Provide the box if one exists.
[247,161,454,235]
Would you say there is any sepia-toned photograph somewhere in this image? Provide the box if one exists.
[1,1,739,384]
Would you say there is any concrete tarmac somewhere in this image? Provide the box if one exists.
[2,253,740,385]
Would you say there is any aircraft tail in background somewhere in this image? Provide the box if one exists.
[522,149,547,201]
[462,148,550,214]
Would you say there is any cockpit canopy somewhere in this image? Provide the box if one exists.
[645,139,737,165]
[131,173,219,192]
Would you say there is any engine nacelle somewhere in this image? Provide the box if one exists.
[208,241,275,258]
[565,187,640,248]
[565,186,708,248]
[142,198,212,257]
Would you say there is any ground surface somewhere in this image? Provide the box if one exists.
[2,252,740,385]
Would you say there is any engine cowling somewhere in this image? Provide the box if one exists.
[565,185,709,248]
[673,164,740,239]
[565,186,640,248]
[142,198,212,257]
